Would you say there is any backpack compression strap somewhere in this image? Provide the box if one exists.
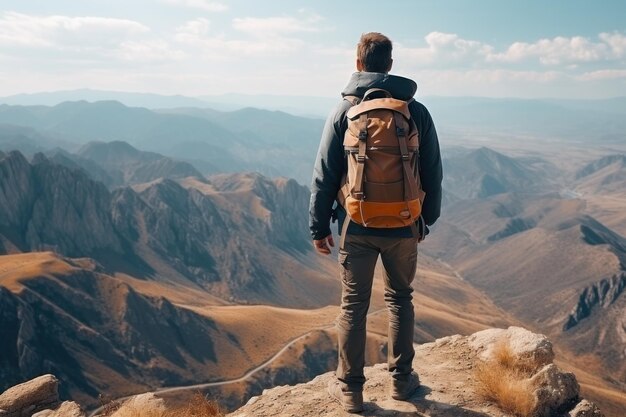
[339,94,360,250]
[339,112,368,250]
[393,112,421,201]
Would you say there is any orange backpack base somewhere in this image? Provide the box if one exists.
[338,88,425,247]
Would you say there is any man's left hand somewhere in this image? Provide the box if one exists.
[313,235,335,255]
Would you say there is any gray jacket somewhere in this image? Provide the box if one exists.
[309,72,443,241]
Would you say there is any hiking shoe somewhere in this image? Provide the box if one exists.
[391,372,420,400]
[327,379,364,413]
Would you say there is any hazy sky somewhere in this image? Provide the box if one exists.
[1,0,625,98]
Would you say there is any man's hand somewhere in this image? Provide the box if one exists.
[313,235,335,255]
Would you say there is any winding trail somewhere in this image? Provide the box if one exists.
[88,307,387,416]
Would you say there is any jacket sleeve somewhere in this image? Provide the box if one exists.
[411,101,443,226]
[309,102,348,240]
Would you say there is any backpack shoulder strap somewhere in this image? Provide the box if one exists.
[343,95,360,106]
[362,88,392,101]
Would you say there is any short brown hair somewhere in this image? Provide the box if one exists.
[357,32,393,73]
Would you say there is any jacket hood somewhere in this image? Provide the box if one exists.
[341,72,417,101]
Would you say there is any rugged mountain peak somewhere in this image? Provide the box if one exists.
[30,152,49,165]
[1,149,30,167]
[229,327,603,417]
[0,150,123,256]
[77,140,150,164]
[564,273,626,331]
[576,154,626,179]
[443,147,543,199]
[471,146,505,159]
[76,140,203,186]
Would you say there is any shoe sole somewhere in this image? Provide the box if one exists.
[391,383,419,400]
[328,382,364,413]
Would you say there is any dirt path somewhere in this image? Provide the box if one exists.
[88,307,387,416]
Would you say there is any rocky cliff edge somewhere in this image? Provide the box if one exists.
[0,327,605,417]
[228,327,604,417]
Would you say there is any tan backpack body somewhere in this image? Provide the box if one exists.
[338,88,425,241]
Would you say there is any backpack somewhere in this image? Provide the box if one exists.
[337,88,425,245]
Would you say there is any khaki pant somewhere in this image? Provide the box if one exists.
[336,234,418,392]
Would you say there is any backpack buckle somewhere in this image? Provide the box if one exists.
[396,127,405,137]
[401,154,410,161]
[356,155,366,163]
[353,191,365,200]
[358,130,368,141]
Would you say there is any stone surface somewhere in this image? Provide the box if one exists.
[568,399,605,417]
[228,328,603,417]
[530,364,580,417]
[0,375,59,417]
[32,401,86,417]
[110,393,167,417]
[468,326,555,371]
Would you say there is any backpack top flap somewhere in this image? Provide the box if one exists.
[346,97,411,120]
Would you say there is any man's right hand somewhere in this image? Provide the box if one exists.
[313,235,335,255]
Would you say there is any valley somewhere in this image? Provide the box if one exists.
[1,96,625,416]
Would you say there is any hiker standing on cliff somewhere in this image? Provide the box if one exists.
[309,32,443,413]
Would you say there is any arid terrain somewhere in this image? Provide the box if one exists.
[1,97,625,416]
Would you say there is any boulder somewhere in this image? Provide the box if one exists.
[568,399,605,417]
[32,401,86,417]
[0,375,59,417]
[468,326,555,371]
[530,364,580,417]
[110,393,167,417]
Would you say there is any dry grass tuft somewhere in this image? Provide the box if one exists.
[474,341,536,417]
[170,392,224,417]
[102,392,223,417]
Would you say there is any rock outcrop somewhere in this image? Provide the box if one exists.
[0,374,86,417]
[563,274,626,331]
[32,401,85,417]
[229,327,604,417]
[0,151,123,257]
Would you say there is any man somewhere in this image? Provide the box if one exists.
[309,32,443,413]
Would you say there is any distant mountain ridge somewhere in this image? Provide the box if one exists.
[442,147,553,200]
[0,101,323,184]
[2,90,625,140]
[575,154,626,195]
[75,141,203,187]
[0,89,210,109]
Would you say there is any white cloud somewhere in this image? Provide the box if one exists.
[177,18,211,37]
[232,13,323,37]
[577,69,626,81]
[175,13,321,57]
[0,12,149,48]
[0,12,180,66]
[598,32,626,57]
[175,30,304,57]
[397,32,493,67]
[161,0,227,12]
[487,33,626,65]
[117,40,186,62]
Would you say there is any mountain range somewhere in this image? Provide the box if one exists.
[0,101,322,184]
[0,147,519,411]
[0,94,625,415]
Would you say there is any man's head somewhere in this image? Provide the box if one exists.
[356,32,393,73]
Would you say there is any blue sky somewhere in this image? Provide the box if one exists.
[1,0,625,98]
